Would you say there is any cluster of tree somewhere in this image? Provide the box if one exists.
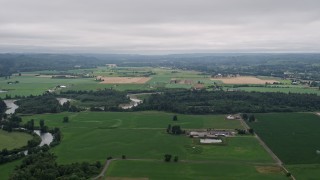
[49,127,62,147]
[15,95,62,114]
[10,151,102,180]
[0,132,41,165]
[1,115,22,132]
[241,114,256,122]
[166,124,185,135]
[0,116,62,165]
[164,154,179,162]
[0,54,102,77]
[134,90,320,114]
[236,128,254,135]
[0,98,6,119]
[60,89,130,110]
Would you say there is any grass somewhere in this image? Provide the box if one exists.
[106,160,287,180]
[0,111,281,179]
[0,160,22,180]
[0,130,33,150]
[286,164,320,180]
[0,67,217,98]
[249,113,320,165]
[17,111,272,164]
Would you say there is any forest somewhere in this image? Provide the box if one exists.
[59,89,130,109]
[134,90,320,114]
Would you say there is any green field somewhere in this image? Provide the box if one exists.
[0,130,33,150]
[0,110,288,179]
[0,160,22,180]
[0,67,216,98]
[106,160,286,180]
[250,113,320,164]
[2,67,319,99]
[249,113,320,179]
[234,86,320,95]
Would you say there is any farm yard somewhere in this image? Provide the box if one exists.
[249,113,320,179]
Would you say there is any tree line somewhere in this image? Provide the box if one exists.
[134,90,320,114]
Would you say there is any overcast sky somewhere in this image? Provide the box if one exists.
[0,0,320,54]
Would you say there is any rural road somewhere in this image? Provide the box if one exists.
[92,159,115,180]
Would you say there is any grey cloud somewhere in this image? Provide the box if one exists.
[0,0,320,53]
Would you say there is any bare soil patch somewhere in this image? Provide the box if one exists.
[255,166,282,174]
[212,76,278,85]
[98,76,151,84]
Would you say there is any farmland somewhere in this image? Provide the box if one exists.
[0,111,287,179]
[249,113,320,178]
[212,76,279,85]
[1,64,320,179]
[106,160,286,180]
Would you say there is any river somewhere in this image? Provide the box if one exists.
[22,130,54,155]
[4,99,19,114]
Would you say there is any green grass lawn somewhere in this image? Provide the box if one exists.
[106,160,287,180]
[0,130,33,150]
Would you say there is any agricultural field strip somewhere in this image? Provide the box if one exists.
[241,119,295,179]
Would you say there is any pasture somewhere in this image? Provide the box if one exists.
[0,130,32,150]
[106,160,286,180]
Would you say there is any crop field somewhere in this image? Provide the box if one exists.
[0,111,286,179]
[106,160,286,180]
[98,76,151,84]
[212,76,279,85]
[0,67,214,98]
[249,113,320,164]
[249,113,320,178]
[0,130,32,150]
[232,86,320,95]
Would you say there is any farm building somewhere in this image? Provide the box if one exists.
[188,129,235,138]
